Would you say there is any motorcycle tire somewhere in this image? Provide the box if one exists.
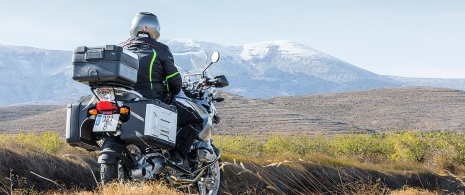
[197,160,221,195]
[100,158,127,184]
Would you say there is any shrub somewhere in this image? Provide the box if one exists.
[4,132,66,153]
[213,130,465,168]
[332,133,396,163]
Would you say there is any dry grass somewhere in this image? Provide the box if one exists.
[0,132,98,193]
[75,181,182,195]
[391,187,441,195]
[219,158,462,194]
[1,131,465,194]
[0,132,185,194]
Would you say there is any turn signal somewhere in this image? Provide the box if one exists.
[88,109,98,115]
[120,107,129,115]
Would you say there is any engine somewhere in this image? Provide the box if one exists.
[192,141,217,163]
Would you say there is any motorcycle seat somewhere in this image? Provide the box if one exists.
[115,93,139,101]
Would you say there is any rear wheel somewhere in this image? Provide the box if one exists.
[100,159,127,184]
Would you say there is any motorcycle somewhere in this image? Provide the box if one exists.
[66,45,228,194]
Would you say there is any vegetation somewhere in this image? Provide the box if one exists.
[0,132,98,194]
[214,131,465,194]
[1,131,65,153]
[214,131,465,170]
[1,131,464,194]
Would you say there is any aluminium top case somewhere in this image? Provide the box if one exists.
[72,45,139,87]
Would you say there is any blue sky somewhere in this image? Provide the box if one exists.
[1,0,464,78]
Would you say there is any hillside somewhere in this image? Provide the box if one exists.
[214,86,465,135]
[1,86,464,135]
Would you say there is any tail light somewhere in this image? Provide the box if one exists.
[96,101,118,113]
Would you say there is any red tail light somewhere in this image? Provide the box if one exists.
[96,101,118,113]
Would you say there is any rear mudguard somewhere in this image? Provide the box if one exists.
[98,136,137,169]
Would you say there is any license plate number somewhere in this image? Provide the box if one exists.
[93,114,120,132]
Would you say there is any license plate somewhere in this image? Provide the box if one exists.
[93,114,120,132]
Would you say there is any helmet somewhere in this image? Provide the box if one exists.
[130,12,161,40]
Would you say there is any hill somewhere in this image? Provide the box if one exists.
[1,86,464,135]
[214,86,465,135]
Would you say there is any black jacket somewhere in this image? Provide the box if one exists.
[122,37,182,102]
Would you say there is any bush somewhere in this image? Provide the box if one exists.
[3,132,66,153]
[213,131,465,168]
[332,133,396,163]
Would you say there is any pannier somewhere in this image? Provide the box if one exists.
[66,102,99,151]
[120,99,178,149]
[66,99,178,151]
[72,45,139,87]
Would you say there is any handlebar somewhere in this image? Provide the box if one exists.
[206,75,228,88]
[206,77,220,86]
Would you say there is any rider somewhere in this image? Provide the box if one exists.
[122,12,203,169]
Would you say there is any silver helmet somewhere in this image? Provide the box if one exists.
[130,12,160,40]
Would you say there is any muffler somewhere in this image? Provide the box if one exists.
[131,157,166,179]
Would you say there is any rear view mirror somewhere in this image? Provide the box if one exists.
[211,51,220,63]
[203,51,221,77]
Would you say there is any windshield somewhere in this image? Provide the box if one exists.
[173,49,208,76]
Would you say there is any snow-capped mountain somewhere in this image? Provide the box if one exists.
[226,41,403,97]
[0,40,464,106]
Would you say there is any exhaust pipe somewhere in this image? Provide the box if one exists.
[131,156,165,179]
[170,169,206,184]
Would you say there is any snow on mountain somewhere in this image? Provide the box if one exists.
[0,40,464,106]
[238,41,386,83]
[164,39,262,97]
[230,40,405,96]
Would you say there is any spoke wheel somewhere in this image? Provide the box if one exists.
[197,161,221,195]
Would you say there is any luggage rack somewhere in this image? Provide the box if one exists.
[89,82,143,102]
[89,81,134,90]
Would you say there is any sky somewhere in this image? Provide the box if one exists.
[0,0,464,79]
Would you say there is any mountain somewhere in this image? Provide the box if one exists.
[0,45,88,106]
[0,40,464,106]
[228,41,402,97]
[165,39,404,98]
